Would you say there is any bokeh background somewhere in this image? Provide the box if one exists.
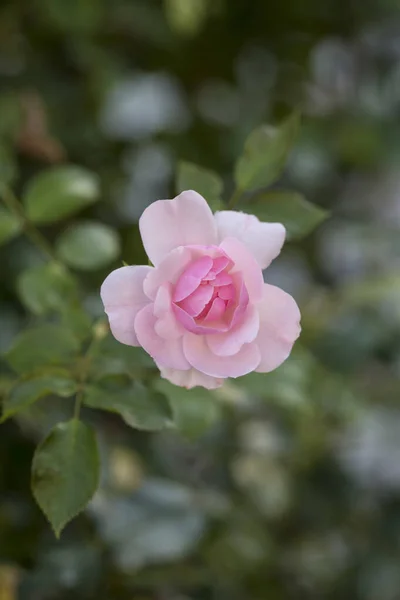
[1,0,400,598]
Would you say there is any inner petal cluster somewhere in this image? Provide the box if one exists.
[172,252,249,335]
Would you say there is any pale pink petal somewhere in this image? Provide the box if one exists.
[173,304,226,335]
[218,284,235,300]
[179,285,214,317]
[153,284,184,339]
[173,256,213,302]
[139,190,217,266]
[101,265,152,346]
[143,246,193,300]
[227,273,249,329]
[211,272,232,287]
[202,297,226,322]
[215,211,286,269]
[159,367,224,390]
[183,334,261,378]
[212,256,231,273]
[207,305,260,357]
[255,284,301,373]
[220,237,264,303]
[135,304,190,370]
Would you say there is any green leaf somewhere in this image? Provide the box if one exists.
[166,0,208,37]
[243,191,329,240]
[0,145,17,186]
[84,383,173,431]
[31,419,100,537]
[5,324,80,374]
[2,371,77,422]
[39,0,103,34]
[55,221,120,271]
[23,165,100,224]
[17,262,78,315]
[0,93,22,141]
[0,206,22,246]
[61,305,93,343]
[156,380,221,439]
[88,335,155,379]
[235,112,300,192]
[176,161,224,211]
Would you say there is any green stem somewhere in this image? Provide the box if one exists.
[0,185,56,260]
[73,389,84,420]
[228,188,243,208]
[73,321,105,420]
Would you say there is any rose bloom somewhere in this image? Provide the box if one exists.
[101,191,301,389]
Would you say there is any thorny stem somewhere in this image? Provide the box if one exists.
[0,185,56,260]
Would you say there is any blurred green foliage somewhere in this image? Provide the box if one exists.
[1,0,400,598]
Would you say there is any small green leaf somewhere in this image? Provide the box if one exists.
[2,371,77,422]
[84,383,173,431]
[23,165,100,224]
[17,262,78,315]
[5,324,80,374]
[55,221,120,271]
[0,206,22,246]
[176,161,224,211]
[156,380,220,439]
[235,112,300,192]
[243,191,329,240]
[31,419,100,537]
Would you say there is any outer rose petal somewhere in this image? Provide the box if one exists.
[183,334,261,378]
[153,284,185,339]
[139,190,217,266]
[159,367,223,390]
[143,246,193,300]
[100,265,152,346]
[135,304,190,370]
[215,211,286,270]
[207,305,260,356]
[255,284,301,373]
[219,237,264,302]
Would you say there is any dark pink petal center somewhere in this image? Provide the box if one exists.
[172,249,249,335]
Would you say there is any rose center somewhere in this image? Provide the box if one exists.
[171,253,249,335]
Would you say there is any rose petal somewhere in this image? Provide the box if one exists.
[220,237,264,302]
[226,272,249,329]
[101,265,152,346]
[215,211,286,269]
[212,255,231,274]
[178,284,215,317]
[207,305,260,356]
[202,297,226,322]
[173,255,213,302]
[218,284,235,300]
[143,246,193,300]
[154,284,184,339]
[159,366,224,390]
[211,272,232,287]
[255,284,301,373]
[135,304,190,370]
[183,334,261,378]
[139,190,217,266]
[173,304,226,334]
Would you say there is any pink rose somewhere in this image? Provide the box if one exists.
[100,191,301,390]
